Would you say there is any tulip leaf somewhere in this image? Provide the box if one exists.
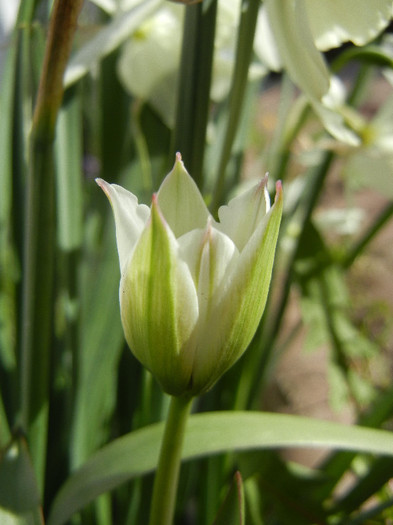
[55,89,83,251]
[48,411,393,525]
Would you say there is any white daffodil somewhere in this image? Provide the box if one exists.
[255,0,393,145]
[97,154,282,396]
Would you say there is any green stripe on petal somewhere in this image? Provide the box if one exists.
[157,153,210,238]
[190,182,283,395]
[120,195,199,396]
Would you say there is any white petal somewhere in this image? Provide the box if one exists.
[305,0,393,51]
[311,77,361,146]
[157,154,211,238]
[217,177,270,251]
[96,179,150,273]
[265,0,330,100]
[179,222,238,307]
[178,223,240,391]
[254,6,282,72]
[117,5,182,125]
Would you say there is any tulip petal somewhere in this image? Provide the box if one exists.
[179,221,239,316]
[305,0,393,51]
[265,0,330,100]
[190,182,283,395]
[120,195,199,396]
[96,179,150,273]
[157,153,211,238]
[217,176,271,252]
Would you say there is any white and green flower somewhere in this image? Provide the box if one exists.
[255,0,393,145]
[97,154,282,396]
[117,0,265,126]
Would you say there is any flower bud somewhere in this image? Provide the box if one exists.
[96,153,282,397]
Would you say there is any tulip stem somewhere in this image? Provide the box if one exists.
[148,394,193,525]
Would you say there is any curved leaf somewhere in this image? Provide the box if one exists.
[48,411,393,525]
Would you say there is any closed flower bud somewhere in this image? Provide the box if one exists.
[96,153,282,397]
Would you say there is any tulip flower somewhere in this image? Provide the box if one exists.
[96,154,282,397]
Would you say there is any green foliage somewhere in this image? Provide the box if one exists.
[1,0,393,523]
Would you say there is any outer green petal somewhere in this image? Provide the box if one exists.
[120,195,199,396]
[96,178,150,273]
[190,182,283,395]
[306,0,393,51]
[265,0,330,100]
[157,153,211,238]
[217,176,270,252]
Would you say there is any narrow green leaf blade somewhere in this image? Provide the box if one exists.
[48,411,393,525]
[212,471,245,525]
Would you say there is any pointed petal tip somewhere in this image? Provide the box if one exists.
[151,193,167,225]
[174,151,186,172]
[275,180,283,202]
[95,177,112,199]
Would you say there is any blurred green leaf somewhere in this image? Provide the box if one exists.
[48,411,393,525]
[212,471,244,525]
[70,223,124,468]
[55,89,83,251]
[0,435,43,525]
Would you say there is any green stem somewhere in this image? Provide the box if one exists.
[148,395,193,525]
[342,201,393,269]
[171,0,217,189]
[210,0,260,212]
[20,0,83,491]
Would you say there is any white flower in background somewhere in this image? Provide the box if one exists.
[343,88,393,198]
[255,0,393,145]
[117,0,265,126]
[118,3,183,125]
[0,0,20,88]
[96,154,283,396]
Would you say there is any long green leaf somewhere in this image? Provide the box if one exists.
[48,411,393,525]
